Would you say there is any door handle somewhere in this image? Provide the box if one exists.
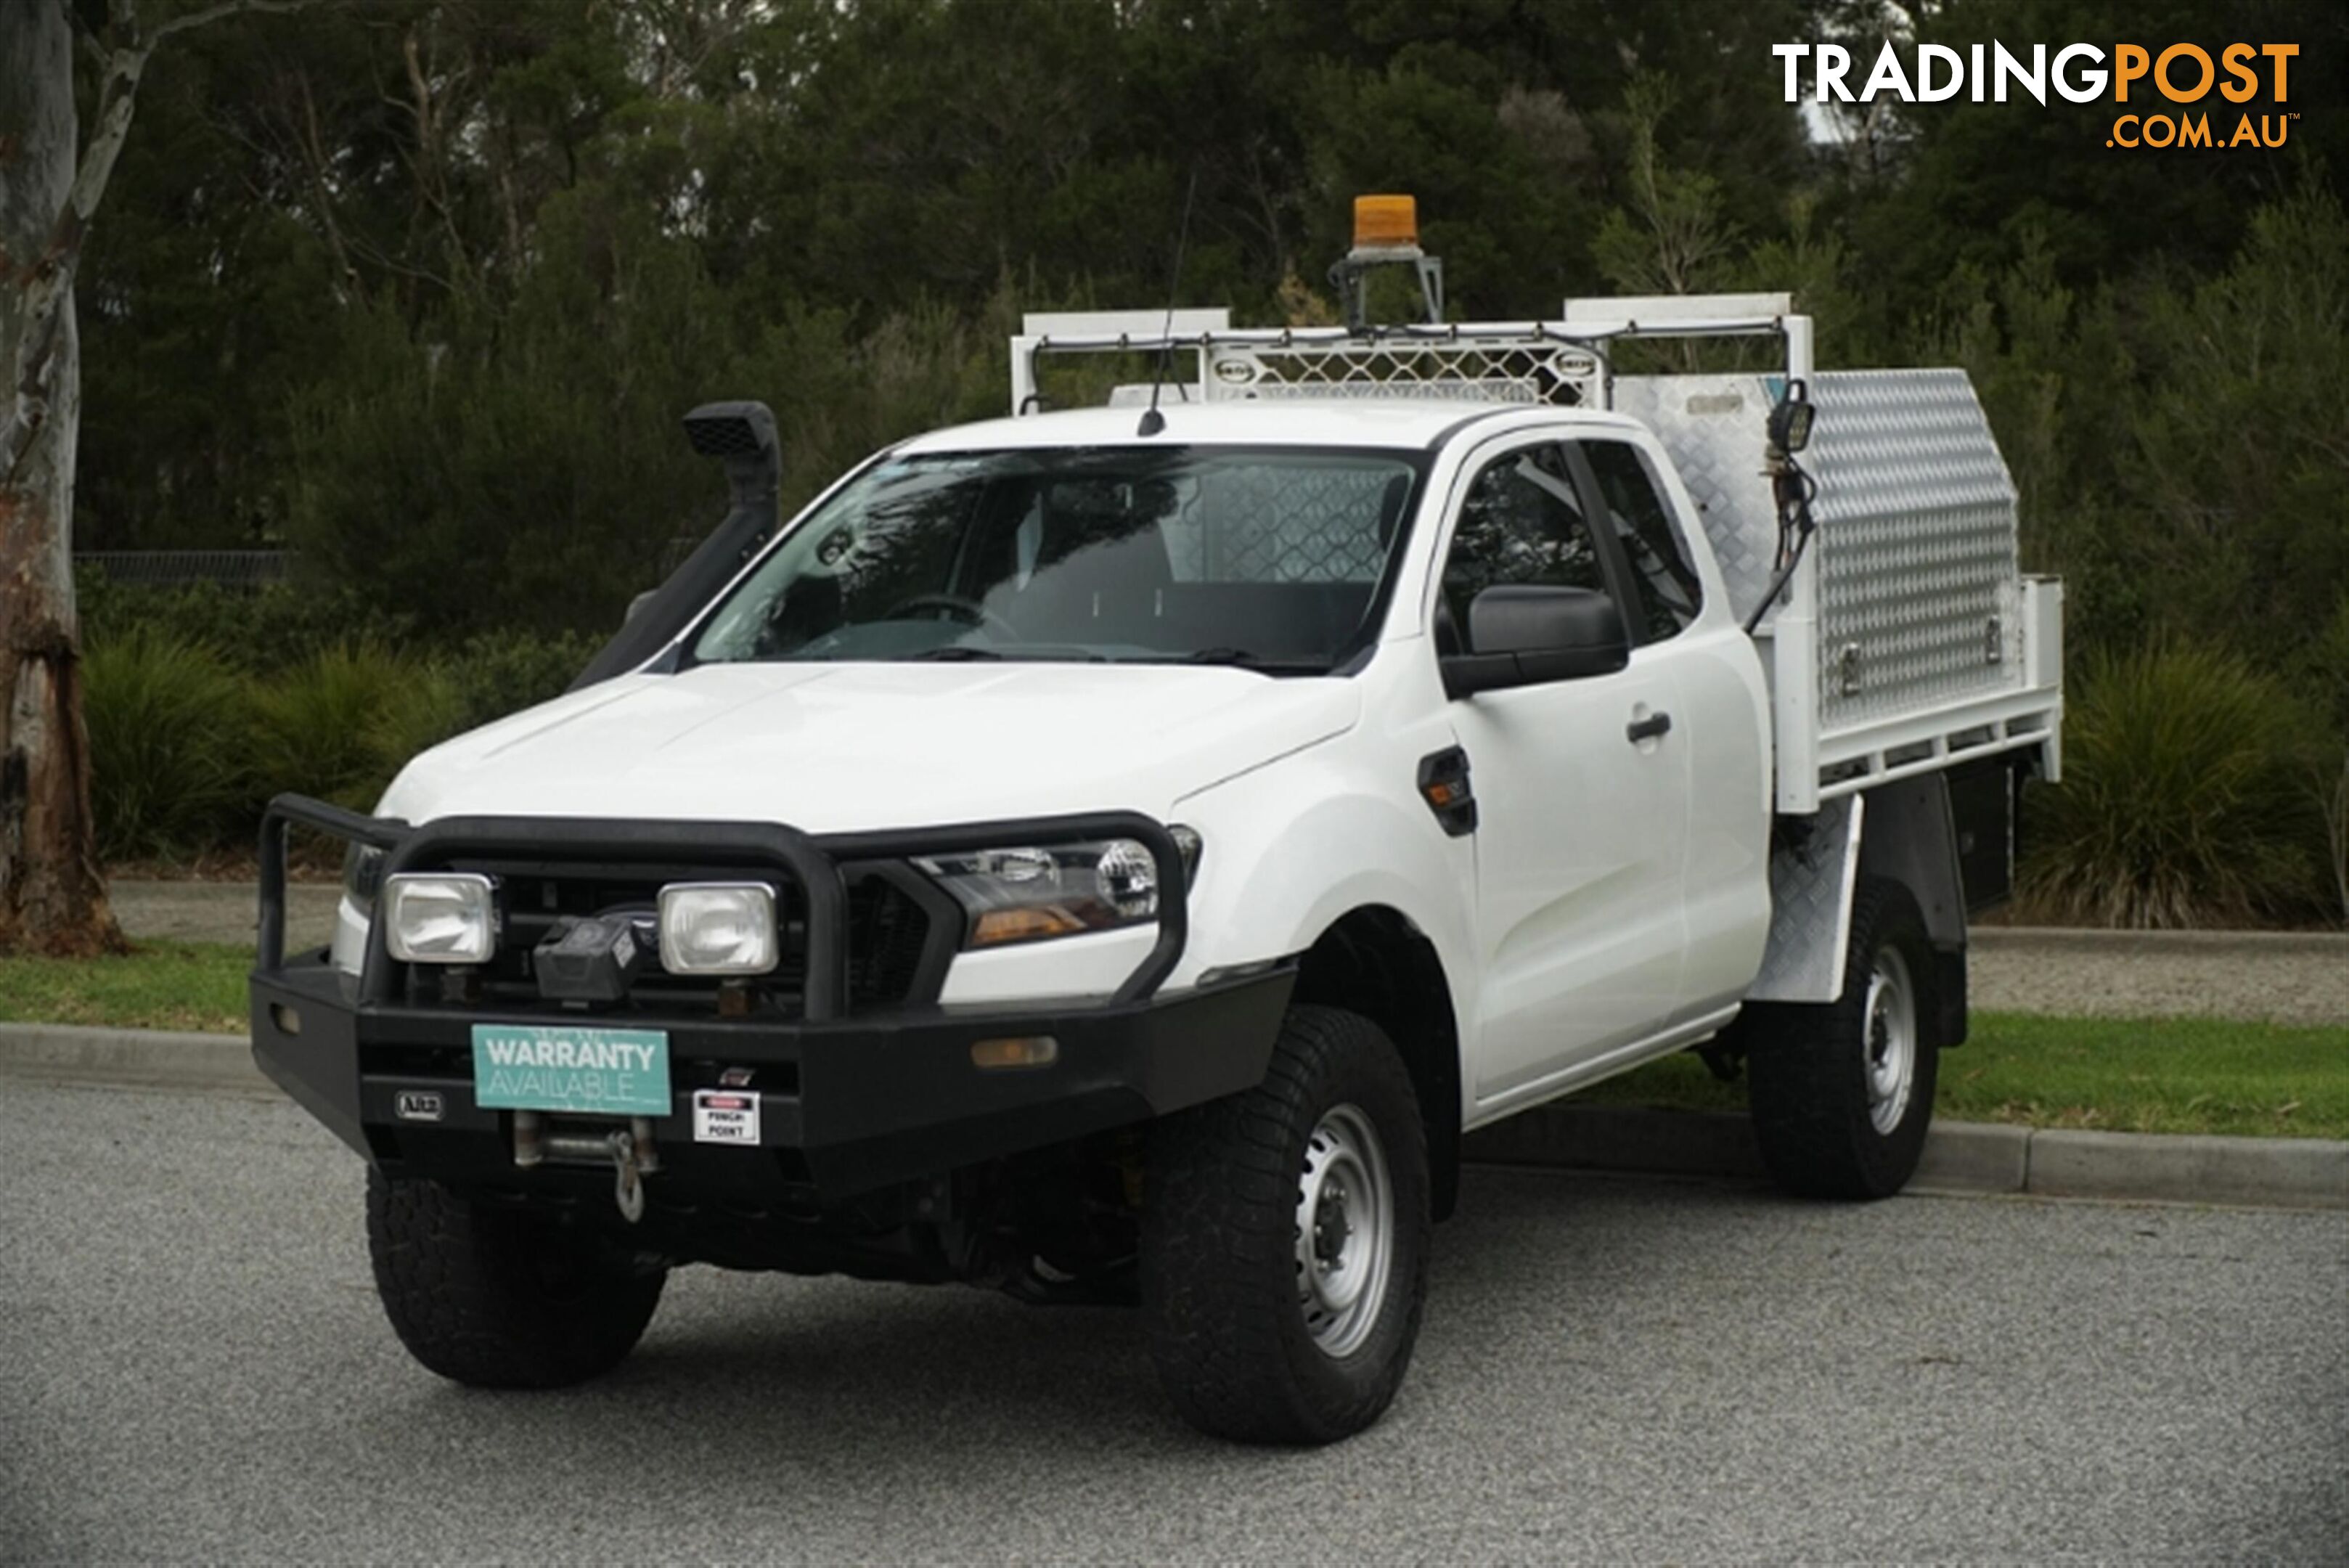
[1626,711,1672,744]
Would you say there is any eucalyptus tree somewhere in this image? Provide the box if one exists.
[0,0,301,954]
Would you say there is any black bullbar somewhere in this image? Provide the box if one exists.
[248,793,1292,1200]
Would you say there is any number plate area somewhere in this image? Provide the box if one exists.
[470,1024,671,1116]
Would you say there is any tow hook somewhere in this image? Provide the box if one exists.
[608,1128,648,1224]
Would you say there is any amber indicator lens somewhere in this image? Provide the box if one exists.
[971,1036,1059,1071]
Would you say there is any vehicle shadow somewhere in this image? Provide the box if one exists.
[338,1166,1784,1484]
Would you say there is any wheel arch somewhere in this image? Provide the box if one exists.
[1748,775,1969,1047]
[1287,904,1465,1221]
[1854,775,1969,1048]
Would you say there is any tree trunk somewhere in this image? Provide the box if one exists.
[0,3,123,956]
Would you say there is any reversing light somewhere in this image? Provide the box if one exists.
[1768,377,1815,455]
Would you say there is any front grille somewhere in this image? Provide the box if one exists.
[390,857,943,1019]
[846,873,936,1007]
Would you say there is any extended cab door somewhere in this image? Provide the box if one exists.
[1435,437,1691,1105]
[1569,436,1772,1024]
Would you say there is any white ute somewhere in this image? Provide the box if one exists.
[251,205,2062,1443]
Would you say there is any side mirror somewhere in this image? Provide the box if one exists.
[1441,584,1629,699]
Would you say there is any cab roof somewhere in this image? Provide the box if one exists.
[894,400,1647,456]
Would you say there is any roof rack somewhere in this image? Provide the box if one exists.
[1008,294,1813,417]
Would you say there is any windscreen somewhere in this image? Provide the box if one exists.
[689,446,1425,674]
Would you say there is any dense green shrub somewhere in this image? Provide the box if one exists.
[441,628,606,731]
[2021,644,2326,928]
[248,645,466,813]
[83,629,257,862]
[77,571,416,677]
[78,618,605,861]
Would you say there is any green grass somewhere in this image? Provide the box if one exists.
[1,948,2342,1141]
[1579,1010,2349,1140]
[0,940,251,1035]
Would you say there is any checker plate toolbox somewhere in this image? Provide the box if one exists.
[1016,295,2063,813]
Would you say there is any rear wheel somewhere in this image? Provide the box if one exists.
[367,1169,667,1388]
[1745,876,1942,1199]
[1141,1005,1431,1444]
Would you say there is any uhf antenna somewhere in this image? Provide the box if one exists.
[1137,171,1200,437]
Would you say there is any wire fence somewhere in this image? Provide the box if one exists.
[75,550,293,589]
[79,542,700,594]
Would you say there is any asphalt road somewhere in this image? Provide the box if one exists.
[4,1079,2345,1564]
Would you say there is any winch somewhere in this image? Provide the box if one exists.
[513,1111,661,1222]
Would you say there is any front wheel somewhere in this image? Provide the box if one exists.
[367,1170,668,1389]
[1744,876,1943,1199]
[1141,1005,1431,1444]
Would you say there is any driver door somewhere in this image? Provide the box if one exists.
[1439,438,1691,1105]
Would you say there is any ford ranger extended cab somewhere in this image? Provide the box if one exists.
[251,208,2063,1444]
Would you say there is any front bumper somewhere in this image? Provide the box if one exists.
[250,795,1290,1202]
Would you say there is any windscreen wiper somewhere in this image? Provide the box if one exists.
[1172,648,1330,673]
[897,645,1114,663]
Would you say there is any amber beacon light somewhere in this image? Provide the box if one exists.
[1352,194,1419,250]
[1333,193,1442,330]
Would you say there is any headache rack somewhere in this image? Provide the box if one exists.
[1011,293,2062,814]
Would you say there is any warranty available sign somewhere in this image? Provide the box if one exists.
[471,1024,672,1116]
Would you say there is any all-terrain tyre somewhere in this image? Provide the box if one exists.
[1141,1005,1431,1445]
[366,1169,667,1388]
[1745,875,1942,1199]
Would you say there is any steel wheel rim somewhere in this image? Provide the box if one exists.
[1863,946,1918,1134]
[1294,1103,1394,1358]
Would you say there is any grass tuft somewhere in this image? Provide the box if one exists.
[2019,642,2325,928]
[83,630,257,862]
[248,644,466,813]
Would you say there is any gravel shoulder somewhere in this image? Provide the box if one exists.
[109,879,339,952]
[1969,927,2349,1028]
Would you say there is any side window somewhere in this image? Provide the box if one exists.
[1439,444,1608,650]
[1580,439,1702,641]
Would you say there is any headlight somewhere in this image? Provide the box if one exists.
[919,828,1201,949]
[383,873,497,963]
[658,882,779,975]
